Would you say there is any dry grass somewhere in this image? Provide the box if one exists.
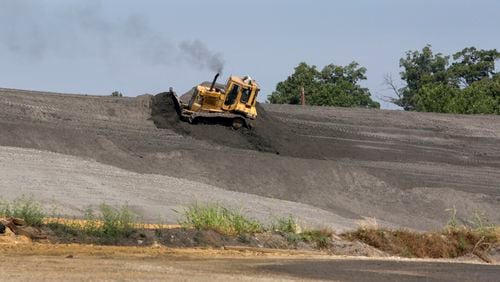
[345,210,499,260]
[343,226,499,259]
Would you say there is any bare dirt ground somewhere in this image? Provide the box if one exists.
[1,88,500,230]
[1,244,499,281]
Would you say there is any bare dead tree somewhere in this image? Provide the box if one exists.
[383,73,404,104]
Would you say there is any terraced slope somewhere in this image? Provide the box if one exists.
[1,88,499,230]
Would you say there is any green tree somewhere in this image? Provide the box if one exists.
[111,91,123,97]
[268,63,318,104]
[413,83,457,113]
[268,62,380,108]
[450,47,500,86]
[449,74,500,114]
[393,45,451,110]
[391,45,499,114]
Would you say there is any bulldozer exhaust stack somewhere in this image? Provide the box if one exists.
[210,73,220,91]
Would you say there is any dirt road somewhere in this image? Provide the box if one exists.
[0,88,499,230]
[1,244,498,281]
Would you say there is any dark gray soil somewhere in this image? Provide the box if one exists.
[1,88,499,231]
[258,259,500,281]
[150,92,278,153]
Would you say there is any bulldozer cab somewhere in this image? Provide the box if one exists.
[221,76,260,117]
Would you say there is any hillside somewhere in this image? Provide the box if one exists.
[1,88,499,231]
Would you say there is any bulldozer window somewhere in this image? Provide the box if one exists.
[240,88,251,103]
[250,89,259,106]
[225,84,239,106]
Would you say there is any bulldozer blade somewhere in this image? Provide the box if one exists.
[169,89,183,117]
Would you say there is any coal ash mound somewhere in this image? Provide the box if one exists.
[150,92,279,154]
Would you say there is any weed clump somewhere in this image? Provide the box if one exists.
[344,228,455,258]
[85,203,136,242]
[300,229,333,249]
[271,215,299,234]
[343,211,500,259]
[180,204,263,235]
[0,196,45,226]
[270,216,333,249]
[47,203,137,244]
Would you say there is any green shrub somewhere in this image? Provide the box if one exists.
[180,204,263,235]
[0,196,45,226]
[271,215,298,234]
[300,229,333,249]
[46,203,137,244]
[270,216,333,249]
[85,203,136,243]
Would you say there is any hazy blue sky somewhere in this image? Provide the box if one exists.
[1,0,499,108]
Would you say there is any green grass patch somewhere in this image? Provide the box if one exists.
[0,196,45,226]
[271,215,298,234]
[85,203,136,241]
[300,229,333,249]
[179,204,263,235]
[47,203,137,244]
[270,215,333,249]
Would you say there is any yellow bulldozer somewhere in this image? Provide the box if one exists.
[170,73,260,129]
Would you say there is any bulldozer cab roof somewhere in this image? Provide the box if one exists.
[229,75,260,90]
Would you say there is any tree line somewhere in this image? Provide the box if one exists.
[268,45,500,115]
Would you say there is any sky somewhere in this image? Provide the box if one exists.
[0,0,499,109]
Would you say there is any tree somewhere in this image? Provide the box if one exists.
[393,45,451,110]
[111,91,123,97]
[413,83,457,113]
[268,62,380,108]
[390,45,500,114]
[450,74,500,114]
[268,63,318,105]
[449,47,500,87]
